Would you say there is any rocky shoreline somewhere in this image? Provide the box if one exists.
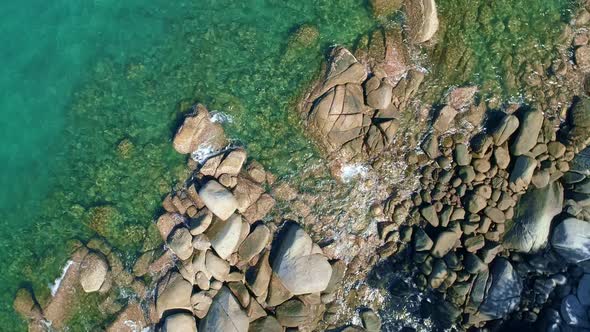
[12,1,590,331]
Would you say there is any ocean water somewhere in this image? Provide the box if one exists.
[0,0,374,330]
[0,0,577,330]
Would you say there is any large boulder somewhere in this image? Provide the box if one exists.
[508,156,537,192]
[510,109,544,156]
[206,214,243,260]
[156,272,193,319]
[478,258,522,320]
[199,180,238,220]
[503,181,563,253]
[163,312,197,332]
[270,222,332,295]
[313,47,368,99]
[404,0,439,43]
[79,252,109,293]
[552,218,590,263]
[199,286,249,332]
[173,104,227,154]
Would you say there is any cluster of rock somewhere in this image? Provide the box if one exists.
[301,0,440,165]
[149,105,377,331]
[375,88,590,328]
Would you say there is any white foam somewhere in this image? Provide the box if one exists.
[190,144,217,163]
[340,164,369,183]
[49,260,74,296]
[210,111,233,124]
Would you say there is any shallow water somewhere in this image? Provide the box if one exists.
[0,0,579,330]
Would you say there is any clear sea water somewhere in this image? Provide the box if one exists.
[0,0,575,330]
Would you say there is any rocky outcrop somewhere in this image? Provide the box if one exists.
[503,181,563,253]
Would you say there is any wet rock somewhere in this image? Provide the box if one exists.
[106,302,147,332]
[79,252,109,293]
[233,177,264,213]
[368,0,403,18]
[561,294,590,328]
[216,149,247,177]
[491,114,519,146]
[361,309,382,332]
[271,222,332,295]
[13,288,41,320]
[503,181,563,253]
[206,214,242,260]
[243,193,275,223]
[249,316,282,332]
[552,218,590,263]
[421,133,439,159]
[433,105,458,132]
[509,156,537,192]
[167,227,194,261]
[199,180,239,221]
[238,224,270,263]
[173,104,227,154]
[511,110,544,156]
[478,258,522,320]
[413,227,434,251]
[576,45,590,73]
[405,0,439,43]
[578,274,590,306]
[156,272,193,319]
[199,286,249,332]
[163,312,197,332]
[432,231,460,258]
[448,86,478,110]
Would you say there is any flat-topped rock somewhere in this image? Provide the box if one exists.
[199,286,249,332]
[206,214,242,260]
[270,222,332,295]
[199,180,239,220]
[503,181,563,253]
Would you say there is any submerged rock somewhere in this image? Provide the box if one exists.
[503,181,563,253]
[405,0,439,43]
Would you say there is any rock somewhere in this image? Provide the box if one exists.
[578,274,590,306]
[448,86,478,110]
[167,227,194,261]
[420,205,439,227]
[473,159,491,173]
[361,309,382,332]
[429,259,448,289]
[576,45,590,73]
[572,97,590,129]
[163,313,197,332]
[242,194,275,223]
[552,218,590,263]
[157,213,184,239]
[173,104,226,154]
[464,235,485,252]
[484,207,505,224]
[206,251,230,281]
[246,161,267,184]
[478,259,522,320]
[199,180,239,221]
[366,79,394,109]
[421,133,439,159]
[216,149,247,177]
[433,106,458,132]
[206,214,242,260]
[106,302,147,332]
[492,114,520,146]
[510,110,544,156]
[189,209,213,235]
[454,144,471,166]
[275,299,312,327]
[494,145,510,169]
[509,156,537,192]
[458,166,476,183]
[466,194,487,214]
[233,177,264,213]
[238,224,270,263]
[315,47,368,98]
[405,0,439,43]
[199,286,249,332]
[270,223,332,295]
[79,252,109,293]
[325,260,346,293]
[547,141,566,158]
[266,272,293,306]
[227,282,250,308]
[249,316,282,332]
[561,294,590,327]
[245,251,272,298]
[156,272,193,319]
[413,227,434,251]
[464,253,487,274]
[431,231,459,258]
[368,0,403,18]
[13,288,41,320]
[531,169,550,188]
[503,181,563,253]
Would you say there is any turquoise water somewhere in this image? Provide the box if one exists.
[0,0,578,330]
[0,0,375,329]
